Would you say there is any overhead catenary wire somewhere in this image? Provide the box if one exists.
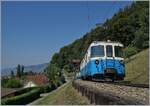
[86,1,90,31]
[86,1,116,29]
[102,1,116,23]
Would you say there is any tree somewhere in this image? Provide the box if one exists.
[16,64,21,78]
[28,70,35,75]
[46,64,65,87]
[21,65,24,76]
[10,70,14,78]
[16,64,25,78]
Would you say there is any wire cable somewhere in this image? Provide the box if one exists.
[86,1,90,30]
[102,1,116,23]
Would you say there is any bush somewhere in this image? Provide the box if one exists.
[4,79,23,88]
[39,75,66,94]
[14,87,37,96]
[44,85,51,92]
[124,46,138,58]
[1,88,40,105]
[2,87,37,99]
[61,75,66,84]
[40,83,59,94]
[1,78,9,88]
[56,78,66,87]
[51,83,57,90]
[56,81,61,87]
[39,85,52,93]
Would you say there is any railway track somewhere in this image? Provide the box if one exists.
[111,82,149,88]
[90,79,149,88]
[73,79,149,105]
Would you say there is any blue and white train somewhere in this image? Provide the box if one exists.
[77,40,125,81]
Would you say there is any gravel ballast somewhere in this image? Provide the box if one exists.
[73,80,149,105]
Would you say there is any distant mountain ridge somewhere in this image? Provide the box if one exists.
[1,63,49,76]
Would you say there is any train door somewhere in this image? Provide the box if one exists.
[106,45,115,68]
[105,45,116,81]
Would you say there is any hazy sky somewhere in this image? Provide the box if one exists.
[2,1,132,69]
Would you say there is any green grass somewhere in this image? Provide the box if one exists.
[125,48,149,84]
[33,82,89,105]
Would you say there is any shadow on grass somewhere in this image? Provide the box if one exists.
[125,56,137,64]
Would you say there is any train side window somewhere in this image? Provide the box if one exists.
[106,45,113,57]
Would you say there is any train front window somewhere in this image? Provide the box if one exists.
[115,46,123,57]
[91,45,104,57]
[106,45,113,57]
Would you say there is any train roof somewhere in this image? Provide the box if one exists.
[90,41,123,47]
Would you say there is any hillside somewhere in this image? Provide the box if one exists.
[44,1,149,87]
[32,82,90,105]
[49,1,149,72]
[125,49,149,84]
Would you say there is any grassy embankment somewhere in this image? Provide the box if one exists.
[125,48,149,84]
[33,82,89,105]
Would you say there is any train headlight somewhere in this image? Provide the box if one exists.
[95,60,99,65]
